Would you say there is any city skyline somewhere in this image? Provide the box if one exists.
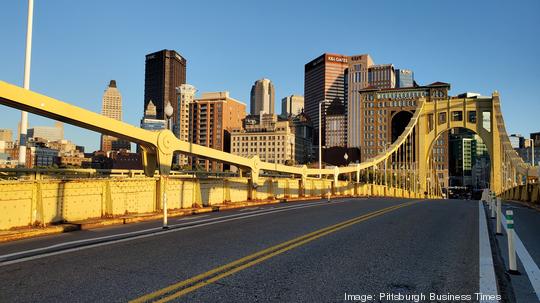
[0,0,539,151]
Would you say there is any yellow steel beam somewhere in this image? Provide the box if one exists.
[2,79,527,196]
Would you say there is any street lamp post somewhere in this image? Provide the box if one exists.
[162,101,174,229]
[18,0,34,167]
[531,138,535,166]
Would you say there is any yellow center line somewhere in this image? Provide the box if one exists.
[130,200,422,303]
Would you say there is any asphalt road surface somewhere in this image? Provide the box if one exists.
[0,198,488,303]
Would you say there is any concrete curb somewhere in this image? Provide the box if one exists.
[0,224,80,243]
[0,195,360,243]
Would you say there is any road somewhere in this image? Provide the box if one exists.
[0,198,500,302]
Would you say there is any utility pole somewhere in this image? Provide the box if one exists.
[18,0,34,167]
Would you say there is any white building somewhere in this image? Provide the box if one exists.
[281,95,304,117]
[250,78,275,115]
[100,80,123,152]
[176,84,196,166]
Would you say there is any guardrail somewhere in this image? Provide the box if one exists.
[0,168,245,180]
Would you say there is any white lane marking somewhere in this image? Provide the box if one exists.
[176,215,209,221]
[501,214,540,300]
[0,198,357,265]
[0,201,333,260]
[239,207,260,212]
[478,201,499,303]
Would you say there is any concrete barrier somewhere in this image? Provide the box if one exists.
[500,183,540,205]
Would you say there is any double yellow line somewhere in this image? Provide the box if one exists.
[130,201,420,303]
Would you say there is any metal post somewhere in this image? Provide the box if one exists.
[162,176,169,229]
[506,210,518,274]
[496,198,502,235]
[491,193,496,219]
[532,139,535,167]
[327,186,330,202]
[19,0,34,167]
[384,145,387,186]
[318,101,323,179]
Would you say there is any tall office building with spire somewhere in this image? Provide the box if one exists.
[100,80,125,152]
[250,78,275,115]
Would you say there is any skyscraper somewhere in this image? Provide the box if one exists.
[144,49,187,127]
[368,64,396,89]
[176,84,196,166]
[281,95,304,117]
[396,69,414,88]
[304,53,349,147]
[325,97,347,147]
[190,92,246,171]
[100,80,123,152]
[250,79,275,115]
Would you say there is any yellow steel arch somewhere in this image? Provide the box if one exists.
[1,80,535,196]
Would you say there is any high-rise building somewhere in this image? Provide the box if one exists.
[231,114,295,165]
[190,92,246,171]
[291,112,313,164]
[140,100,167,132]
[176,84,196,166]
[396,69,414,88]
[28,124,64,142]
[144,49,187,126]
[250,79,275,115]
[509,134,524,149]
[100,80,124,152]
[531,132,540,146]
[368,64,396,89]
[448,129,490,188]
[281,95,304,117]
[304,53,349,147]
[0,129,13,142]
[516,134,540,165]
[325,97,347,148]
[449,133,473,186]
[348,54,374,91]
[348,82,451,188]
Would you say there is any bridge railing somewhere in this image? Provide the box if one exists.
[0,80,438,197]
[0,167,244,180]
[500,183,540,205]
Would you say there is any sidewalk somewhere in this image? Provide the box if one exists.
[489,200,540,302]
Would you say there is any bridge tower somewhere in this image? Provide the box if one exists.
[416,93,502,194]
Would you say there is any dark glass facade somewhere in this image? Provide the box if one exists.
[144,50,187,126]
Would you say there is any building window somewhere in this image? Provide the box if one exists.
[468,111,477,123]
[451,111,463,122]
[438,112,446,125]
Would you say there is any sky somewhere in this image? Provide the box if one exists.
[0,0,539,152]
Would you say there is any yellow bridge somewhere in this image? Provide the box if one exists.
[0,81,538,230]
